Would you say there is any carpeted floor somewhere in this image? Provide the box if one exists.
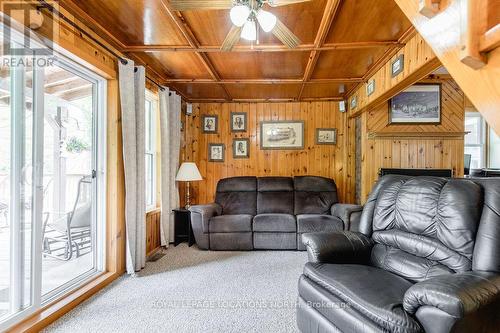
[43,244,308,333]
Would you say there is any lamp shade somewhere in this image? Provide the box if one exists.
[175,162,203,182]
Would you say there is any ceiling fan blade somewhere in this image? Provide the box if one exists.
[267,0,312,7]
[272,19,301,48]
[221,26,242,51]
[169,0,233,11]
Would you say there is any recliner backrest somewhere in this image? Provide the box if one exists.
[215,176,257,215]
[359,175,500,282]
[257,177,294,214]
[294,176,338,215]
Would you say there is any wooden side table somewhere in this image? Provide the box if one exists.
[173,209,195,247]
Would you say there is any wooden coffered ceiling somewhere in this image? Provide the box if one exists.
[61,0,414,102]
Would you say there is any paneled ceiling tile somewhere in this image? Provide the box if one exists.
[74,0,188,45]
[207,52,309,80]
[226,84,302,100]
[172,83,228,100]
[326,0,412,43]
[144,52,213,80]
[300,83,355,99]
[311,48,389,79]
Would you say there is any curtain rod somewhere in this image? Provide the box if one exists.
[38,0,166,91]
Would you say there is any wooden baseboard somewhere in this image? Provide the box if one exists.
[7,272,120,333]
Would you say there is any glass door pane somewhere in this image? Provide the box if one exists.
[0,53,34,321]
[41,63,97,298]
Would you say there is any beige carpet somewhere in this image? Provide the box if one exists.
[43,244,308,333]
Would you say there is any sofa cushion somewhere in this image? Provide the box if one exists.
[303,263,421,333]
[257,177,294,214]
[253,214,296,232]
[215,177,257,215]
[209,214,253,233]
[297,214,343,233]
[369,176,483,282]
[294,176,338,215]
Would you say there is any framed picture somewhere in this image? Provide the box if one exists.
[260,121,304,150]
[391,54,404,77]
[366,79,375,96]
[350,96,358,110]
[208,143,225,162]
[316,128,337,145]
[202,115,218,133]
[233,138,250,158]
[389,84,441,124]
[231,112,247,132]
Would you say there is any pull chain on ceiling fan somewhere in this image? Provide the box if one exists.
[169,0,310,50]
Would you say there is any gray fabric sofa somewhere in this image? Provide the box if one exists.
[297,175,500,333]
[189,176,362,251]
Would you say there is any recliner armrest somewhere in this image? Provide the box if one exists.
[331,203,363,231]
[403,271,500,318]
[301,231,373,264]
[189,203,222,233]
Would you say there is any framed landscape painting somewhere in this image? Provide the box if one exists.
[316,128,337,145]
[260,121,304,150]
[389,84,441,124]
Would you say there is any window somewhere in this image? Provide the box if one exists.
[145,91,158,210]
[465,112,486,169]
[489,127,500,168]
[0,24,106,330]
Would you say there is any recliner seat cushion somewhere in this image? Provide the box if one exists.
[257,177,294,214]
[297,214,343,233]
[370,177,483,282]
[215,176,257,215]
[253,214,296,232]
[303,263,422,333]
[294,176,338,215]
[209,215,253,233]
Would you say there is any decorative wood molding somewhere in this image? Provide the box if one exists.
[367,131,468,139]
[121,41,404,53]
[298,0,344,100]
[163,78,363,84]
[159,0,232,100]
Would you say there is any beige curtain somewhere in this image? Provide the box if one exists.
[159,89,182,246]
[118,60,146,274]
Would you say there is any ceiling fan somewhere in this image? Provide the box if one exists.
[169,0,311,51]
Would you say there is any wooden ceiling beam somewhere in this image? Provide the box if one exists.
[298,0,344,100]
[122,41,404,53]
[163,78,363,84]
[160,0,232,100]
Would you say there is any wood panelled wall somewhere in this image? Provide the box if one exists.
[182,102,356,205]
[146,209,162,256]
[358,77,466,202]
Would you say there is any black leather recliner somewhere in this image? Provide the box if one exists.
[189,176,362,251]
[297,175,500,333]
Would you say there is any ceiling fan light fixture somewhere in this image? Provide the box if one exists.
[241,19,257,41]
[230,5,251,27]
[256,9,277,32]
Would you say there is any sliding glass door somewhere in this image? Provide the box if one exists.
[0,27,106,330]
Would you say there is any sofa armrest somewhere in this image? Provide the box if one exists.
[403,271,500,318]
[189,203,221,233]
[301,231,373,264]
[331,203,363,231]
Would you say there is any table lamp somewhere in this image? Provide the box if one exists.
[175,162,203,209]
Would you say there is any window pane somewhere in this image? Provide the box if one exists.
[41,64,97,297]
[145,154,154,207]
[465,116,482,145]
[0,58,34,320]
[145,100,152,151]
[465,146,483,169]
[490,128,500,168]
